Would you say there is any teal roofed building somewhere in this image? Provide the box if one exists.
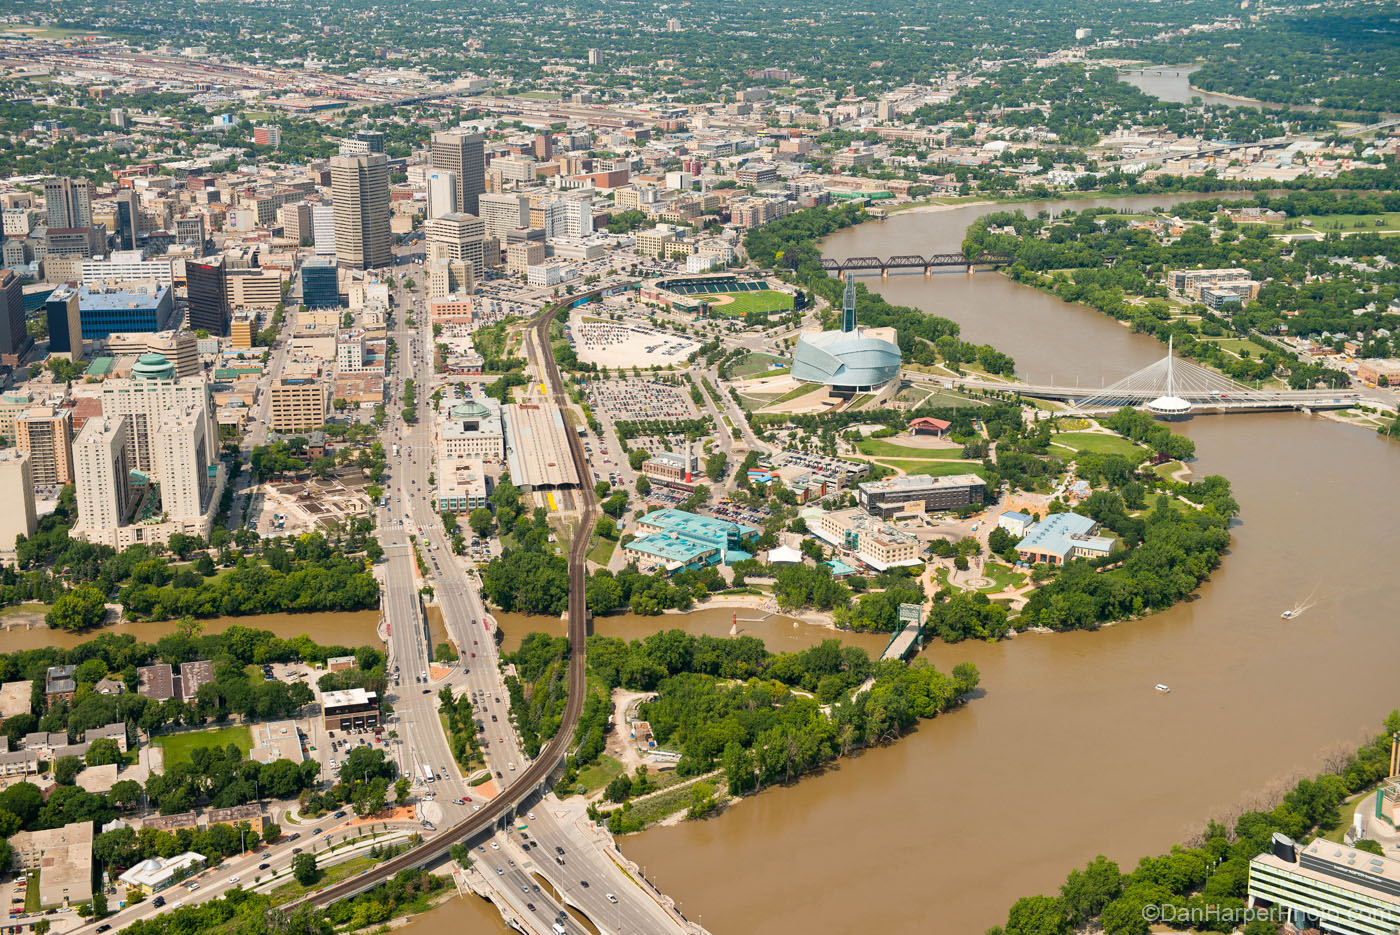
[131,352,175,381]
[621,509,759,574]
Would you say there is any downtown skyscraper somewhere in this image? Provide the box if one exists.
[430,131,485,217]
[331,152,391,270]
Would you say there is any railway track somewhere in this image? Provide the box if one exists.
[288,287,605,908]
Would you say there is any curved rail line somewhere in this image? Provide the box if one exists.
[287,287,607,909]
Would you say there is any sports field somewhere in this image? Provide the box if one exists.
[708,290,794,317]
[155,725,252,766]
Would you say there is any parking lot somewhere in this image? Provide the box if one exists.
[584,378,698,423]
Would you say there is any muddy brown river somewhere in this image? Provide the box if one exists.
[405,195,1400,933]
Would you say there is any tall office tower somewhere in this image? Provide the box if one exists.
[0,269,30,363]
[354,130,386,154]
[534,133,553,161]
[99,352,214,473]
[426,170,458,219]
[72,415,133,534]
[15,407,74,486]
[152,405,212,520]
[430,131,485,217]
[478,193,530,239]
[331,153,391,270]
[44,285,83,360]
[588,48,602,66]
[43,177,95,229]
[425,212,487,271]
[0,450,38,554]
[312,204,336,256]
[114,188,139,251]
[186,256,230,335]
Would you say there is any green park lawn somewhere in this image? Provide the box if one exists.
[587,535,617,566]
[856,438,969,459]
[1198,337,1261,355]
[156,725,252,767]
[728,352,787,378]
[710,290,794,317]
[571,754,626,795]
[770,382,823,405]
[1266,212,1400,234]
[269,855,378,905]
[1049,432,1145,458]
[876,460,989,478]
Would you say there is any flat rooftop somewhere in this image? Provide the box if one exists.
[859,473,984,494]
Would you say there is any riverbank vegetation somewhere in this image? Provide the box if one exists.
[962,193,1400,387]
[4,487,382,626]
[503,633,570,757]
[991,710,1400,935]
[582,630,978,832]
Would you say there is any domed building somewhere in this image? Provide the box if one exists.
[791,274,901,393]
[130,352,175,381]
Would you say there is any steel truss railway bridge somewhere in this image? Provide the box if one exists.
[821,252,1013,274]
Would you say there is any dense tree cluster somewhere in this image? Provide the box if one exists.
[1019,494,1233,631]
[585,565,726,616]
[119,542,378,621]
[502,634,570,758]
[584,630,977,808]
[438,685,482,770]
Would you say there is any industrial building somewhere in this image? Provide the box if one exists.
[791,274,901,392]
[857,473,985,518]
[504,402,580,491]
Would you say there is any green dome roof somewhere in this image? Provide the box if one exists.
[131,353,174,380]
[451,400,490,419]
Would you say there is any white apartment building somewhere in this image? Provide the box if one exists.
[337,330,367,372]
[153,406,213,521]
[312,204,336,256]
[527,262,577,287]
[0,449,37,558]
[81,252,175,286]
[73,415,134,534]
[98,354,216,476]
